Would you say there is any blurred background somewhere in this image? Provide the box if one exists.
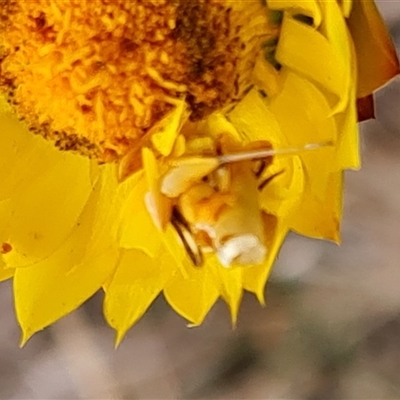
[1,1,400,399]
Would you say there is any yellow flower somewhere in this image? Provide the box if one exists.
[0,0,398,344]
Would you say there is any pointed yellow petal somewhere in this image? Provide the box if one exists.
[209,257,244,326]
[15,246,118,345]
[348,0,400,97]
[104,248,174,346]
[164,262,219,326]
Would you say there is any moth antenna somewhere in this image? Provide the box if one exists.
[171,207,204,267]
[258,170,284,191]
[254,160,266,178]
[217,140,333,164]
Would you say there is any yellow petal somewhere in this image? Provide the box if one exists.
[228,88,284,146]
[0,200,13,281]
[164,262,219,326]
[4,153,93,267]
[150,99,189,157]
[340,0,353,18]
[201,113,242,142]
[333,40,360,172]
[14,165,132,343]
[276,18,344,100]
[0,108,44,200]
[117,172,163,256]
[318,0,353,113]
[335,92,360,171]
[259,155,305,221]
[0,199,11,240]
[268,72,336,146]
[252,54,282,98]
[0,97,94,267]
[276,2,352,113]
[267,72,339,195]
[267,0,322,27]
[104,248,175,346]
[162,226,193,279]
[142,147,172,229]
[15,246,118,345]
[0,96,93,199]
[267,70,353,240]
[209,257,244,326]
[290,171,343,242]
[348,0,400,98]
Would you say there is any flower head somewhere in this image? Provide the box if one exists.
[0,0,398,344]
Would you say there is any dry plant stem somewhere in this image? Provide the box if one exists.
[215,161,267,266]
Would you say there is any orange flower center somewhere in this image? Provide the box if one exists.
[0,0,276,163]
